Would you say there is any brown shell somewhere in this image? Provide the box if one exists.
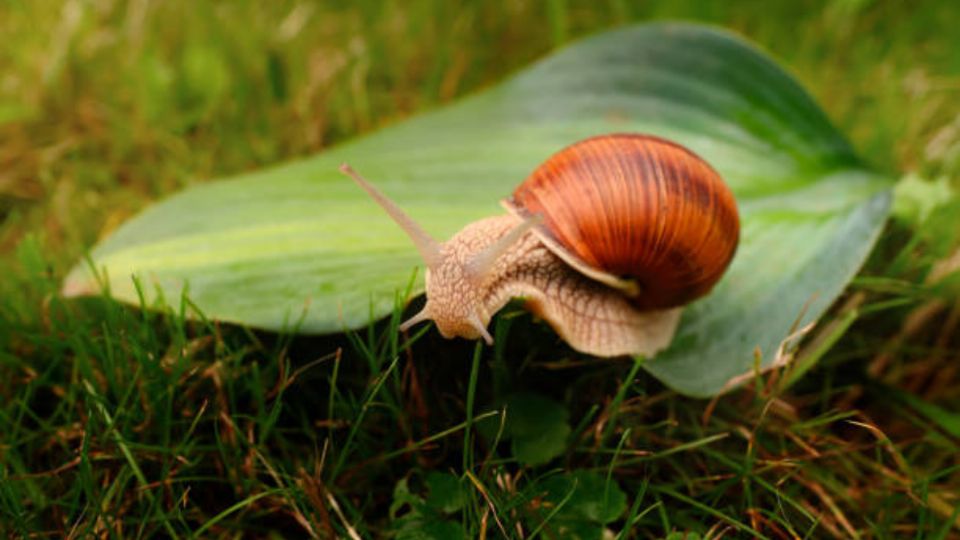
[505,133,740,309]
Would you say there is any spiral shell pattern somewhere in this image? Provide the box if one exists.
[507,133,740,309]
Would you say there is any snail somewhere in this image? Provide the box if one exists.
[340,133,739,357]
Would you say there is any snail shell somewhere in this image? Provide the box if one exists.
[505,134,739,309]
[341,133,740,357]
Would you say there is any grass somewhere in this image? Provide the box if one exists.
[2,0,960,537]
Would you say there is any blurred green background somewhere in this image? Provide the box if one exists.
[2,0,959,537]
[1,0,957,268]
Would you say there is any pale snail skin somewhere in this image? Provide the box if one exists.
[413,213,683,356]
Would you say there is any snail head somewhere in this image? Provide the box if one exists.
[340,164,537,345]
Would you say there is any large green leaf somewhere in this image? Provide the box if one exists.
[63,23,891,397]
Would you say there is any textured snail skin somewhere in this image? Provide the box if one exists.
[421,214,681,357]
[509,134,740,309]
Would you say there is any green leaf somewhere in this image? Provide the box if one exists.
[389,478,421,521]
[63,23,891,396]
[390,475,467,540]
[539,471,627,524]
[505,393,571,466]
[424,472,465,514]
[528,471,627,539]
[395,516,466,540]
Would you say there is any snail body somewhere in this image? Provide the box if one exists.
[341,133,739,357]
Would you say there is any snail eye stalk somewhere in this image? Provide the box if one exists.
[464,214,542,284]
[398,306,431,333]
[468,313,494,345]
[340,163,443,269]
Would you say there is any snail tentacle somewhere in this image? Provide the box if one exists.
[468,313,495,345]
[464,214,541,284]
[340,163,444,268]
[398,306,431,333]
